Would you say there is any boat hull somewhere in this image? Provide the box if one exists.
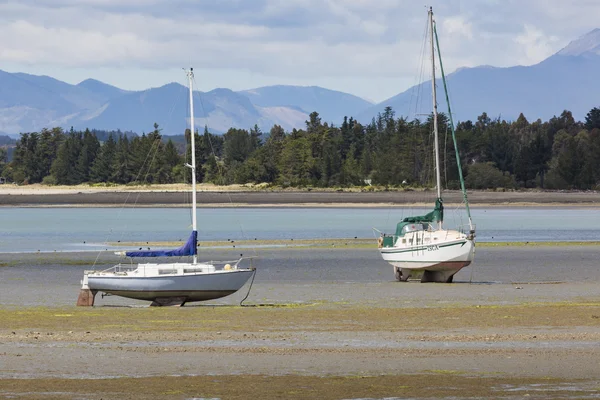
[86,269,255,303]
[379,234,475,282]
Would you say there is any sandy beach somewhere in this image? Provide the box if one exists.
[2,183,600,207]
[2,246,600,399]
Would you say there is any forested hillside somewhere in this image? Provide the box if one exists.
[2,106,600,190]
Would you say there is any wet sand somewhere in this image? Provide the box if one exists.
[2,184,600,207]
[2,246,600,399]
[2,302,600,399]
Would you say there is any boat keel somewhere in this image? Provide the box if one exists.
[421,270,455,283]
[150,297,188,307]
[395,267,410,282]
[76,289,97,306]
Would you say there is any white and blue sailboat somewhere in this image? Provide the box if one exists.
[77,69,256,306]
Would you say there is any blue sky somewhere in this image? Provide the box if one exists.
[1,0,599,103]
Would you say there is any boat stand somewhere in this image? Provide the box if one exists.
[76,288,97,306]
[76,273,97,306]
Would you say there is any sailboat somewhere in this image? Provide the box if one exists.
[377,7,475,283]
[77,68,256,307]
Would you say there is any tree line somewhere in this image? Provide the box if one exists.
[2,106,600,190]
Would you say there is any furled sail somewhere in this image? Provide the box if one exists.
[125,231,197,257]
[394,198,444,237]
[401,198,444,224]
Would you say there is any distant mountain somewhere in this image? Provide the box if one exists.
[0,70,131,134]
[240,85,373,124]
[77,78,129,101]
[357,28,600,124]
[0,71,369,135]
[82,84,373,134]
[557,28,600,57]
[1,28,599,136]
[0,134,15,146]
[76,84,313,134]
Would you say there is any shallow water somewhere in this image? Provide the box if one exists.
[2,207,600,253]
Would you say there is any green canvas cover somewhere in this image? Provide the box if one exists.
[394,198,444,237]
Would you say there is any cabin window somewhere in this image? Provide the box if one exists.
[183,268,203,273]
[402,223,426,235]
[158,269,177,275]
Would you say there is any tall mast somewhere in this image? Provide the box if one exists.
[186,68,198,263]
[429,7,442,228]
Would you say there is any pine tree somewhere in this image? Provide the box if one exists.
[90,134,117,183]
[111,135,132,183]
[161,139,182,183]
[250,124,263,150]
[50,138,72,185]
[76,129,100,182]
[585,107,600,131]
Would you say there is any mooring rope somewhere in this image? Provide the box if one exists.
[240,267,257,306]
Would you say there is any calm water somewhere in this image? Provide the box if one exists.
[1,207,599,253]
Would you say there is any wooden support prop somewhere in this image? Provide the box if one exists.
[76,289,97,306]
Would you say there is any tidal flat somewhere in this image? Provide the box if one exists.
[2,245,600,399]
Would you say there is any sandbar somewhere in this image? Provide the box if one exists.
[1,183,600,207]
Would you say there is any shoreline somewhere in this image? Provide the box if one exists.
[2,185,600,207]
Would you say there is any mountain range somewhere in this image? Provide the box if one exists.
[1,28,599,137]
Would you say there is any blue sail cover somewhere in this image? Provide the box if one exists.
[125,231,198,257]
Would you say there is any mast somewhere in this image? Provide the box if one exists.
[429,7,442,229]
[186,68,198,264]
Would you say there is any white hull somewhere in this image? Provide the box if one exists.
[83,261,255,304]
[379,229,475,282]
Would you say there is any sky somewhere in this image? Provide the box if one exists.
[1,0,599,103]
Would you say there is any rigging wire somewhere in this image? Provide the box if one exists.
[444,124,448,189]
[92,78,188,266]
[191,75,258,258]
[414,14,432,119]
[92,135,162,267]
[419,12,435,211]
[385,11,431,228]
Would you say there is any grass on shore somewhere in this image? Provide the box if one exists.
[3,301,600,332]
[0,374,589,400]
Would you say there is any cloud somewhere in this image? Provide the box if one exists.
[441,16,473,40]
[0,0,599,101]
[515,25,561,65]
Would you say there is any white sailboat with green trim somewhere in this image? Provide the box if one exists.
[377,7,475,283]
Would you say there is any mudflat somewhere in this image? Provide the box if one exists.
[2,296,600,399]
[2,246,600,399]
